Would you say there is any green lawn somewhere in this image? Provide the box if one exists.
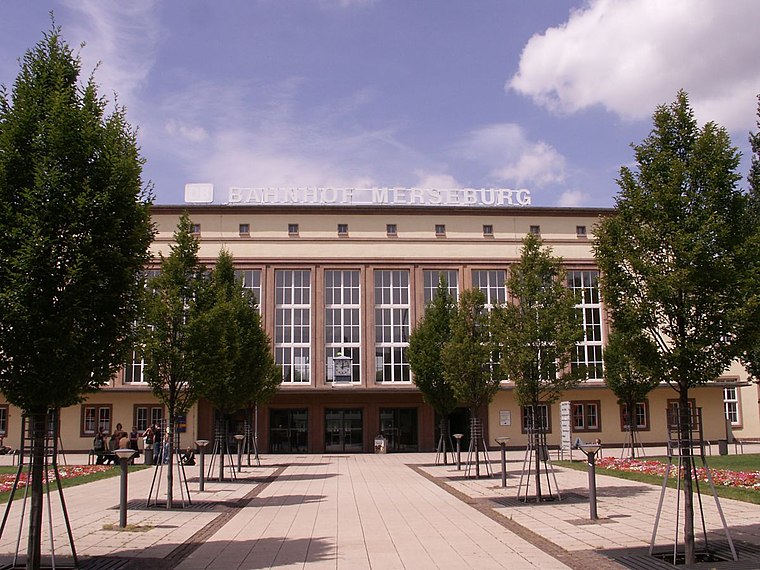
[556,454,760,505]
[0,464,149,504]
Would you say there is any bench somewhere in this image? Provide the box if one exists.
[88,450,117,465]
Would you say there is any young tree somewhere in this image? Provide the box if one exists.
[142,212,205,507]
[738,96,760,380]
[594,90,751,563]
[491,233,584,499]
[441,289,497,477]
[0,26,153,567]
[190,250,279,478]
[408,278,458,463]
[603,331,659,458]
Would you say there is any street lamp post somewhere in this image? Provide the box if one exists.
[495,437,510,488]
[234,434,245,473]
[576,441,603,520]
[196,439,209,492]
[114,448,137,528]
[453,434,464,470]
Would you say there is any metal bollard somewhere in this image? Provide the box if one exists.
[495,437,510,488]
[114,449,137,527]
[196,439,209,492]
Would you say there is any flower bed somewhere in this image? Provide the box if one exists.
[0,465,111,493]
[596,457,760,490]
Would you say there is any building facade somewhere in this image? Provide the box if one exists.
[2,201,758,453]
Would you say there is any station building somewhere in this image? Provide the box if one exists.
[2,187,757,454]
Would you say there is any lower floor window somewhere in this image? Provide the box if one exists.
[572,401,600,431]
[724,386,740,426]
[0,405,7,437]
[620,401,649,431]
[81,404,112,436]
[521,404,551,433]
[134,405,164,432]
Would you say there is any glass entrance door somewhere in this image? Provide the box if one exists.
[324,409,363,452]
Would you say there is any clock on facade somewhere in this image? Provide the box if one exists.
[333,356,352,380]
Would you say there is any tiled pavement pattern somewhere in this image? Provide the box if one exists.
[0,448,758,569]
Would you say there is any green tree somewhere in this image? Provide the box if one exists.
[491,233,584,499]
[408,278,458,462]
[593,90,750,563]
[0,26,153,568]
[738,96,760,380]
[441,289,497,477]
[603,331,659,459]
[142,212,205,507]
[190,249,279,478]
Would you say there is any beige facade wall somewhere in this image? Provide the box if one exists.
[488,383,740,450]
[3,203,758,453]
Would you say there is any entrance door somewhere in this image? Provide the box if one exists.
[270,409,308,453]
[325,409,363,452]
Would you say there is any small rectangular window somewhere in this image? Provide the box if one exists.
[529,225,541,235]
[621,401,650,431]
[483,225,493,237]
[571,401,601,431]
[239,223,250,236]
[288,223,299,236]
[81,404,112,436]
[724,386,740,425]
[337,224,349,236]
[435,224,446,236]
[576,225,587,237]
[0,405,8,436]
[386,224,397,237]
[521,404,551,433]
[191,224,201,235]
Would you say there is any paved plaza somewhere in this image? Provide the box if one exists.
[0,448,759,569]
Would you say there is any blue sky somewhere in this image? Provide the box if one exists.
[1,1,759,207]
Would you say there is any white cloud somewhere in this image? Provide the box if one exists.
[557,189,590,207]
[165,120,208,143]
[509,0,760,131]
[61,0,159,114]
[455,124,566,187]
[413,172,460,189]
[319,0,378,8]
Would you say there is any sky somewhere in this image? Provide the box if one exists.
[1,0,759,207]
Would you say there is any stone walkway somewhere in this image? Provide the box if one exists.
[0,449,757,569]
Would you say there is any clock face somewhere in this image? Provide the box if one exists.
[334,359,351,377]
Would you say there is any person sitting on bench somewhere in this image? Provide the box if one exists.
[93,428,115,464]
[180,448,195,466]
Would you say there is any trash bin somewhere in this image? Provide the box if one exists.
[144,447,154,465]
[374,434,387,454]
[718,439,728,456]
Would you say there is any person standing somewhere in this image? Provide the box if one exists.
[152,422,162,464]
[142,424,154,464]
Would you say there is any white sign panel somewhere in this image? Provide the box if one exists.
[184,183,214,203]
[499,410,511,427]
[560,401,572,457]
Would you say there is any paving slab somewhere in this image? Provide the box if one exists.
[0,449,757,568]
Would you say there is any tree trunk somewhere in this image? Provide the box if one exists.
[26,412,46,570]
[679,390,695,564]
[218,415,227,482]
[166,413,174,509]
[627,399,637,460]
[469,411,480,478]
[439,417,449,465]
[532,405,543,501]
